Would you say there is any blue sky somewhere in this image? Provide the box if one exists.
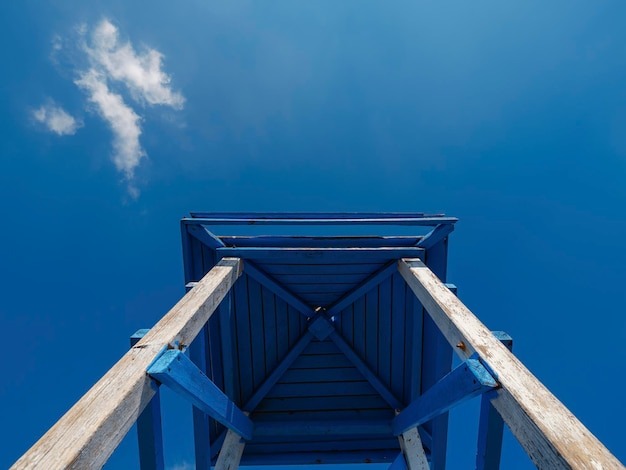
[1,1,625,468]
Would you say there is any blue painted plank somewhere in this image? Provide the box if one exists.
[390,273,406,403]
[405,290,423,404]
[352,295,366,359]
[330,330,403,410]
[417,223,455,250]
[365,286,379,373]
[273,273,369,284]
[378,277,392,389]
[290,353,353,369]
[247,278,267,390]
[233,274,254,404]
[262,289,278,375]
[299,293,343,306]
[252,409,395,422]
[216,247,425,264]
[476,332,513,470]
[282,283,352,294]
[420,236,452,470]
[263,263,385,275]
[392,359,497,435]
[130,330,164,470]
[243,332,313,412]
[184,222,225,249]
[255,394,390,412]
[218,294,236,401]
[327,261,397,316]
[241,448,400,465]
[287,304,303,348]
[220,236,423,248]
[190,211,439,219]
[337,305,354,345]
[279,367,368,383]
[242,260,315,316]
[179,222,194,284]
[266,381,378,398]
[188,324,211,470]
[148,350,254,440]
[253,420,393,437]
[275,297,290,360]
[301,339,341,355]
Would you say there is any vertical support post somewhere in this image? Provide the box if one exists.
[189,321,211,470]
[214,429,246,470]
[476,331,513,470]
[421,237,452,470]
[399,427,429,470]
[130,329,164,470]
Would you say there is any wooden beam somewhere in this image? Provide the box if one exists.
[327,261,399,316]
[476,331,513,470]
[329,327,403,410]
[253,420,392,437]
[148,350,253,440]
[243,332,314,412]
[130,330,164,470]
[216,247,425,264]
[398,258,625,470]
[184,221,225,249]
[214,429,246,470]
[241,260,315,316]
[11,258,242,470]
[416,223,454,250]
[399,427,429,470]
[392,358,497,435]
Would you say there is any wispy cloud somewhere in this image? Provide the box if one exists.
[85,20,185,109]
[75,69,145,180]
[41,18,184,197]
[32,103,82,136]
[168,462,193,470]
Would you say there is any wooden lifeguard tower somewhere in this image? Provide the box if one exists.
[12,213,624,469]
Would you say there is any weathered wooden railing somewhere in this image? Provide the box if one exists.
[10,255,624,469]
[398,258,624,470]
[11,258,242,470]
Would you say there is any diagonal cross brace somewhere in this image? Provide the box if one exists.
[148,349,254,440]
[392,358,498,436]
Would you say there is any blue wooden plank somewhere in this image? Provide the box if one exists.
[288,304,302,348]
[233,274,254,404]
[405,290,423,405]
[130,330,164,470]
[330,329,403,410]
[352,296,366,359]
[148,350,254,440]
[266,381,377,398]
[262,289,278,375]
[263,263,385,275]
[253,409,395,422]
[378,277,392,389]
[337,304,354,345]
[417,223,455,250]
[390,273,406,403]
[180,222,193,284]
[282,283,353,294]
[327,261,398,316]
[389,453,408,470]
[244,332,313,412]
[216,247,425,264]
[247,278,266,390]
[273,273,368,284]
[301,339,341,355]
[188,324,211,470]
[241,448,400,465]
[242,260,315,316]
[218,294,236,401]
[275,297,290,360]
[255,394,390,412]
[253,420,393,437]
[420,236,452,470]
[190,211,438,219]
[365,286,379,373]
[476,332,513,470]
[184,222,225,249]
[392,359,497,435]
[290,353,353,369]
[220,236,423,248]
[299,293,343,306]
[279,367,366,383]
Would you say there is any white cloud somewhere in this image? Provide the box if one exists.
[84,19,185,109]
[75,69,145,180]
[32,103,82,136]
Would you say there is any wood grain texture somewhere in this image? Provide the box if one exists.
[214,429,246,470]
[398,258,625,470]
[11,258,242,470]
[399,427,429,470]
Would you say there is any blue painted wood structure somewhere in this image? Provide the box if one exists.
[174,212,473,467]
[14,212,624,469]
